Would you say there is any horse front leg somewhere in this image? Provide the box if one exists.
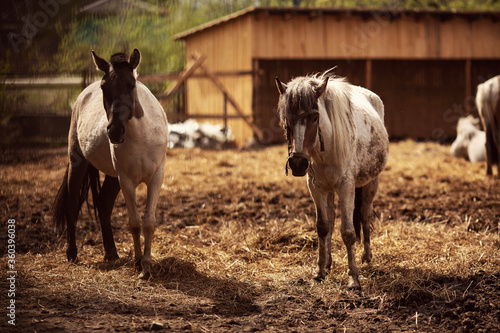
[140,162,165,280]
[338,180,360,290]
[308,176,335,281]
[119,176,142,273]
[97,175,121,261]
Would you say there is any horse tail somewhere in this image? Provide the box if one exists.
[53,165,70,233]
[52,164,101,234]
[353,187,362,240]
[87,165,101,223]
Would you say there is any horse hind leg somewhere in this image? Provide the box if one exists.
[359,178,379,264]
[96,175,121,261]
[485,126,494,176]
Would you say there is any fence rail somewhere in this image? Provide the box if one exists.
[2,67,256,145]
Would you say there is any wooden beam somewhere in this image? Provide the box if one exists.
[365,59,372,90]
[141,70,258,84]
[465,58,471,114]
[173,114,251,119]
[196,61,265,142]
[139,73,180,83]
[158,54,206,100]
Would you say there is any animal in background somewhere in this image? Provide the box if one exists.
[476,75,500,176]
[276,70,388,290]
[450,115,486,163]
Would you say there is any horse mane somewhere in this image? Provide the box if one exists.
[316,72,356,165]
[278,76,317,126]
[109,53,130,67]
[109,52,138,78]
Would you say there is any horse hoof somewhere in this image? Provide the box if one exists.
[362,253,372,264]
[67,256,78,263]
[138,271,151,280]
[66,251,78,263]
[314,273,327,282]
[347,277,362,290]
[104,251,119,262]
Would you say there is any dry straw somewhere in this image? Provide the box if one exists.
[0,140,498,331]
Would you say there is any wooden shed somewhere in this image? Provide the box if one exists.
[173,6,500,146]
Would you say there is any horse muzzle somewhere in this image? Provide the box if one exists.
[286,152,310,177]
[107,124,125,144]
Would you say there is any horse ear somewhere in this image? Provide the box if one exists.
[91,51,109,74]
[275,77,287,95]
[315,77,329,99]
[130,49,141,70]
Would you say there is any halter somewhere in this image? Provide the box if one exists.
[285,110,325,176]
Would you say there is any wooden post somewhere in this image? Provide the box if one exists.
[223,92,228,137]
[365,59,372,90]
[465,58,471,115]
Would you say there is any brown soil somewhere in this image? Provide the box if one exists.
[0,140,499,332]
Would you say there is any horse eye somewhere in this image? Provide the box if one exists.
[311,114,319,123]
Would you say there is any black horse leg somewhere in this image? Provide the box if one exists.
[97,175,121,261]
[66,157,90,262]
[360,178,379,264]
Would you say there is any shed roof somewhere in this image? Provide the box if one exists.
[173,6,500,41]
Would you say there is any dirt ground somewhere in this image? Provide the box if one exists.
[0,140,499,332]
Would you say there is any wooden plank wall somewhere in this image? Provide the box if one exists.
[252,13,500,60]
[371,60,465,140]
[185,16,254,146]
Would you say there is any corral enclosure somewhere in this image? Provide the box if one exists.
[0,141,499,332]
[174,6,500,145]
[2,4,500,333]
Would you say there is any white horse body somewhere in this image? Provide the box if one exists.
[276,73,389,289]
[313,82,388,190]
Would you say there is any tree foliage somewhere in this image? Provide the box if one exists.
[50,0,257,75]
[2,0,500,76]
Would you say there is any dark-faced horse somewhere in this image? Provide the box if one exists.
[53,49,168,279]
[276,71,389,289]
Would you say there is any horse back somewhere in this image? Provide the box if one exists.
[350,86,388,187]
[352,85,385,122]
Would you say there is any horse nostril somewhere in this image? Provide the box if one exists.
[107,124,125,144]
[288,156,310,177]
